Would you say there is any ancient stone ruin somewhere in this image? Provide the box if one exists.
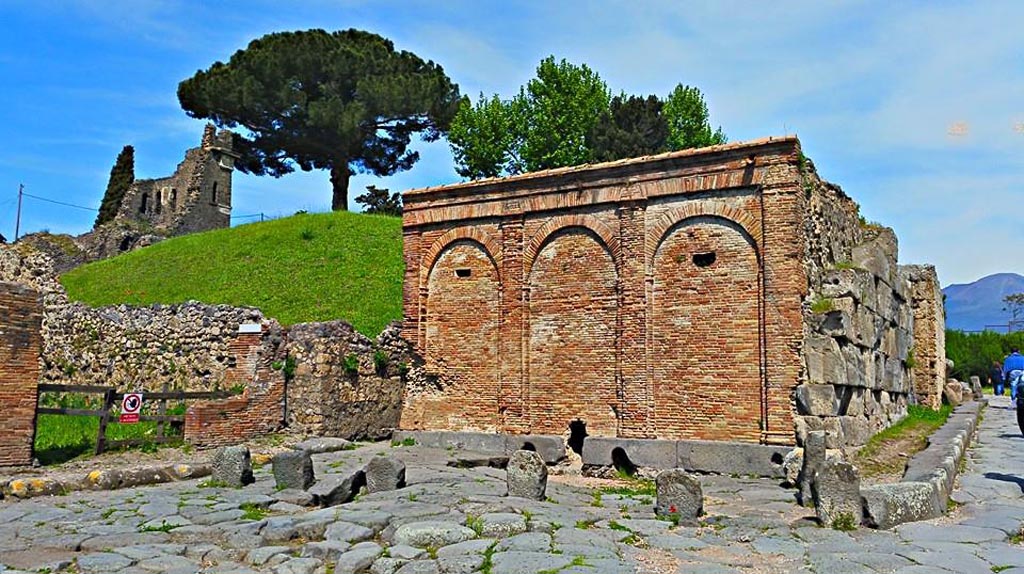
[400,136,946,451]
[16,124,238,272]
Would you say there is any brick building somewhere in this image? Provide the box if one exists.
[400,136,944,448]
[0,282,42,467]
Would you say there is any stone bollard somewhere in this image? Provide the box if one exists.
[969,376,983,400]
[273,450,315,490]
[798,431,826,506]
[655,468,703,524]
[212,445,254,487]
[812,459,862,529]
[943,382,963,407]
[506,450,547,500]
[365,456,406,493]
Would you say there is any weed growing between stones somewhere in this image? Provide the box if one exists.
[465,514,484,536]
[810,295,835,314]
[830,512,857,531]
[479,542,497,574]
[198,479,231,488]
[599,478,656,498]
[575,519,597,529]
[589,491,604,507]
[240,502,268,521]
[390,437,417,447]
[139,519,180,533]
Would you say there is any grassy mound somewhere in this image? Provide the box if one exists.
[61,211,403,336]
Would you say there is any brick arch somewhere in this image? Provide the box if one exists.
[646,204,761,272]
[524,214,621,275]
[420,227,502,285]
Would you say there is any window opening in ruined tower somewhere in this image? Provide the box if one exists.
[693,252,716,267]
[139,193,148,214]
[155,190,162,214]
[454,268,472,278]
[212,181,219,204]
[568,419,587,455]
[170,188,177,210]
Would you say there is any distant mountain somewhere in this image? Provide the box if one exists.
[942,273,1024,332]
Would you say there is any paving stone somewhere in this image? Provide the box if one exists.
[76,552,135,573]
[437,538,499,557]
[392,521,477,548]
[490,551,571,574]
[193,508,246,525]
[494,532,550,553]
[395,560,440,574]
[477,512,528,538]
[370,557,408,574]
[436,553,485,574]
[245,546,292,566]
[136,554,199,572]
[336,542,384,573]
[274,557,322,574]
[562,557,635,574]
[325,520,375,543]
[273,488,316,507]
[812,459,862,528]
[555,543,619,559]
[645,533,708,551]
[388,544,426,560]
[293,437,353,453]
[301,540,350,561]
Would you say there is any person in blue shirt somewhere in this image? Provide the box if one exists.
[1001,348,1024,407]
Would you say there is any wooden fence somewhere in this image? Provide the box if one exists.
[36,383,231,454]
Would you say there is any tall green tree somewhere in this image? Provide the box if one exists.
[663,84,727,150]
[447,93,519,179]
[178,29,462,211]
[516,56,610,172]
[95,145,134,227]
[354,185,402,216]
[587,94,669,162]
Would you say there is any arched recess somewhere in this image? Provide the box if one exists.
[414,239,501,431]
[524,214,620,275]
[649,215,763,442]
[527,226,619,436]
[646,202,761,272]
[420,227,502,287]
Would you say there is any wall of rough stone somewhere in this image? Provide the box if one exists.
[0,282,42,467]
[797,162,919,448]
[903,265,947,409]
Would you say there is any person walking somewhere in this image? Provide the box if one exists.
[991,360,1006,395]
[1002,348,1024,408]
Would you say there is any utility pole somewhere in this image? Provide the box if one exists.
[14,184,23,241]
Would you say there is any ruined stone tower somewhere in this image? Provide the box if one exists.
[113,124,238,235]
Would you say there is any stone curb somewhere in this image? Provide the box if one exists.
[0,463,210,500]
[860,400,983,529]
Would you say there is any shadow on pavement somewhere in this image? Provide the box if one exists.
[983,472,1024,494]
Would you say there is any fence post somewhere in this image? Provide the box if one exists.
[157,382,168,439]
[95,388,116,455]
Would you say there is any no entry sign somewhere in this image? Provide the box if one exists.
[120,392,143,423]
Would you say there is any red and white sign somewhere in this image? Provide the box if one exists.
[120,392,143,423]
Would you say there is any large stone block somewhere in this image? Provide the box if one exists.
[795,384,838,416]
[365,456,406,493]
[842,344,867,388]
[805,334,846,386]
[798,430,826,506]
[676,440,788,478]
[505,434,566,465]
[582,437,676,470]
[212,445,254,487]
[506,450,547,500]
[309,468,366,507]
[852,229,898,287]
[861,482,943,529]
[839,416,874,447]
[812,460,862,528]
[820,268,873,305]
[655,469,703,523]
[272,450,315,491]
[393,430,506,454]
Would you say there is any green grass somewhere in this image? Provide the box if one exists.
[34,414,170,465]
[60,211,403,336]
[854,404,953,477]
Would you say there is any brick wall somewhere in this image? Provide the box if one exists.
[401,137,809,445]
[0,282,42,467]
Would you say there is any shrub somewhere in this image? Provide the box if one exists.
[343,354,360,376]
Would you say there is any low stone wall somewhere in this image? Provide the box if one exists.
[0,282,42,467]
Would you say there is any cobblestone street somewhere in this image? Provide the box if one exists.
[0,401,1021,574]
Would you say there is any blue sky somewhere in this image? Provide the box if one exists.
[0,1,1020,286]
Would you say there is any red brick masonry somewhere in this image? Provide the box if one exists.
[0,282,42,466]
[401,137,808,445]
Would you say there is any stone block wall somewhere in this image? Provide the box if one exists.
[0,282,42,467]
[796,160,944,448]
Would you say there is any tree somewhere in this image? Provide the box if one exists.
[1004,293,1024,331]
[355,185,402,216]
[447,93,519,179]
[516,56,610,172]
[178,29,462,211]
[95,145,135,227]
[587,94,669,162]
[663,84,727,150]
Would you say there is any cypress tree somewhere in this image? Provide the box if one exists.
[95,145,135,227]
